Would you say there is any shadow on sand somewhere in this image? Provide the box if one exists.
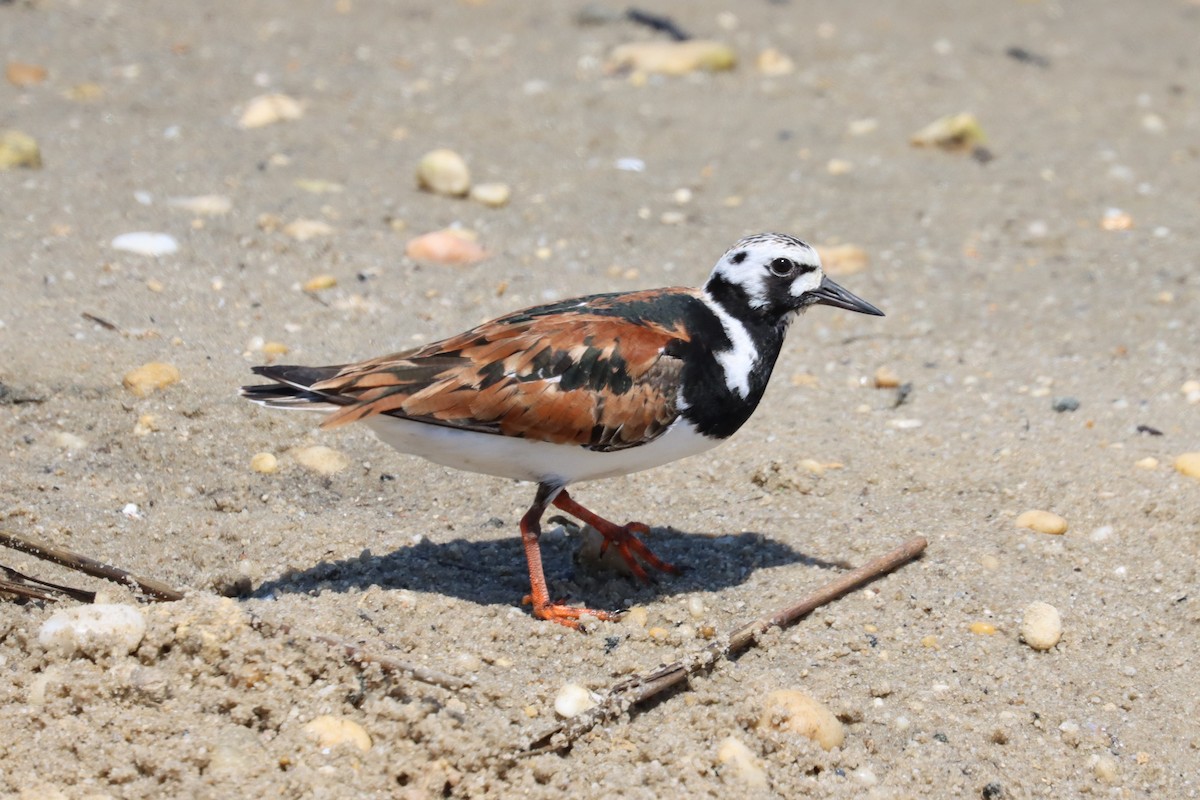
[252,525,851,614]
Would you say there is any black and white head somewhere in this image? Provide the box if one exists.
[705,232,883,323]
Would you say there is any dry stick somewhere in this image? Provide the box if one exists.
[310,634,472,692]
[524,536,928,754]
[1,564,96,603]
[0,530,184,602]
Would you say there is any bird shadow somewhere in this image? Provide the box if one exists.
[251,525,850,614]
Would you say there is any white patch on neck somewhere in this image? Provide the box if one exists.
[713,260,768,309]
[700,290,758,397]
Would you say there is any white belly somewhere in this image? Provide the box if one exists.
[363,415,722,485]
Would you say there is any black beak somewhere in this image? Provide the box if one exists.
[807,276,884,316]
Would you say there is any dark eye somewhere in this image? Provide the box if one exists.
[769,257,796,276]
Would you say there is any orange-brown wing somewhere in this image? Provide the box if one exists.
[313,308,691,451]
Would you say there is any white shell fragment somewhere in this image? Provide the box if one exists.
[111,232,179,256]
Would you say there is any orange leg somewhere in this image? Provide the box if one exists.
[551,489,682,582]
[520,484,616,629]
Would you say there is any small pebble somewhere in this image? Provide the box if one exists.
[39,604,147,658]
[469,182,511,208]
[416,148,471,197]
[238,93,304,129]
[554,684,596,718]
[1100,208,1134,231]
[293,178,344,194]
[1092,755,1119,783]
[1051,396,1080,412]
[303,716,372,752]
[1181,379,1200,404]
[755,689,845,751]
[969,621,997,635]
[1174,452,1200,480]
[5,61,48,86]
[303,274,337,292]
[1135,457,1158,470]
[133,415,159,436]
[111,232,179,257]
[607,40,737,76]
[910,112,986,151]
[815,243,869,276]
[873,366,901,389]
[716,737,768,789]
[168,195,232,216]
[623,606,649,628]
[0,129,42,169]
[687,597,706,619]
[826,158,854,176]
[755,48,794,76]
[250,452,278,474]
[292,446,348,475]
[262,341,289,359]
[283,219,335,241]
[122,362,181,397]
[1019,602,1062,650]
[405,229,488,265]
[847,118,879,136]
[53,432,88,451]
[1015,509,1068,535]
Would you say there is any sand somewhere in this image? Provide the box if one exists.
[2,1,1198,797]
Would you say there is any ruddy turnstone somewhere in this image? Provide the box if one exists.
[242,233,883,628]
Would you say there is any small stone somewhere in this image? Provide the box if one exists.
[1092,755,1119,783]
[39,604,147,658]
[238,93,304,129]
[554,684,596,718]
[687,597,707,619]
[1015,509,1068,535]
[1135,457,1158,470]
[6,61,48,86]
[873,366,901,389]
[405,229,488,265]
[262,341,289,359]
[250,452,278,474]
[608,40,737,76]
[1019,601,1062,651]
[0,129,43,169]
[755,48,794,76]
[1182,380,1200,403]
[716,736,768,790]
[623,606,649,628]
[284,219,335,241]
[122,362,181,397]
[1100,208,1134,231]
[756,689,845,751]
[826,158,854,175]
[53,432,88,451]
[303,716,372,752]
[910,112,986,151]
[302,274,337,292]
[815,243,869,276]
[1051,396,1080,412]
[469,182,511,208]
[111,232,179,256]
[969,621,997,635]
[416,149,471,197]
[133,415,159,436]
[292,445,348,475]
[66,82,104,101]
[168,195,232,216]
[847,118,879,136]
[293,178,345,194]
[1174,453,1200,480]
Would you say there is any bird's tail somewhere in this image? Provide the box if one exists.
[239,364,350,412]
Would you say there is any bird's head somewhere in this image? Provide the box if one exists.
[706,232,884,322]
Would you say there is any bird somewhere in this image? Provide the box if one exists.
[241,233,883,628]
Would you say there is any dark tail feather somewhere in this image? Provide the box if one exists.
[240,364,351,409]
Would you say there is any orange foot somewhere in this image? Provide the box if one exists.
[522,594,617,630]
[552,491,682,582]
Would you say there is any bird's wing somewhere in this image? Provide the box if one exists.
[307,291,695,451]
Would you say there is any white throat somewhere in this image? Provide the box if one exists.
[700,290,759,398]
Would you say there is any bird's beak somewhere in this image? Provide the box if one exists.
[807,276,884,316]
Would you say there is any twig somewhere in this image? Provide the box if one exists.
[310,634,472,691]
[1,564,96,603]
[524,536,928,754]
[81,312,122,333]
[254,609,473,691]
[0,530,184,602]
